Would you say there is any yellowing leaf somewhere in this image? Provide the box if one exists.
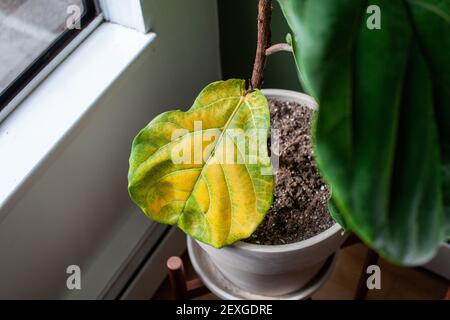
[128,79,274,248]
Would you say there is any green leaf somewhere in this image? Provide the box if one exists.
[278,0,449,265]
[128,79,274,248]
[407,0,450,236]
[328,198,348,232]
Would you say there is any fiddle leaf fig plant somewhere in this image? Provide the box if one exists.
[128,79,274,248]
[278,0,450,265]
[128,0,449,266]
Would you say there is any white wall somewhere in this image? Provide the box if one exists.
[0,0,221,299]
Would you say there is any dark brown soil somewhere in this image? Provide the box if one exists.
[246,98,334,245]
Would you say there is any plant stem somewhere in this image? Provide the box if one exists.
[266,43,292,56]
[250,0,272,90]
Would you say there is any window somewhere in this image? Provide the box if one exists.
[0,0,99,112]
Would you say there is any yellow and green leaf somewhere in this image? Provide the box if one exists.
[128,79,274,248]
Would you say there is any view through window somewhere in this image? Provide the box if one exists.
[0,0,98,111]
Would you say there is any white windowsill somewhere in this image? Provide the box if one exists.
[0,22,156,213]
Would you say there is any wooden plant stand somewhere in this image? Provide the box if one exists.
[166,234,386,300]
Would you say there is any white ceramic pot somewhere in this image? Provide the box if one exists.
[196,89,347,297]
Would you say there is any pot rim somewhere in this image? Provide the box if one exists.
[232,223,343,253]
[261,88,318,109]
[229,88,342,253]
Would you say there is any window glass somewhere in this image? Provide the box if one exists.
[0,0,85,96]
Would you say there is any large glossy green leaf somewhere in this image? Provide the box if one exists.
[278,0,449,265]
[408,0,450,236]
[128,79,274,248]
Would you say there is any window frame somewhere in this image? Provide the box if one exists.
[0,0,100,112]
